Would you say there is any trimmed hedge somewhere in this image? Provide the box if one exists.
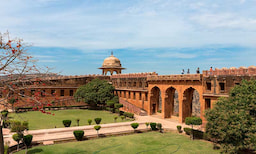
[88,119,92,125]
[114,103,123,109]
[63,120,72,127]
[94,118,102,125]
[73,130,84,141]
[131,123,139,131]
[184,127,192,135]
[23,134,33,147]
[157,123,162,132]
[177,125,182,133]
[150,122,157,130]
[120,115,125,121]
[124,112,134,118]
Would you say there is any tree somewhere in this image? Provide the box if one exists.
[185,117,202,140]
[205,80,256,153]
[23,134,33,154]
[94,125,101,137]
[130,123,139,133]
[12,133,23,151]
[74,79,115,108]
[0,31,54,154]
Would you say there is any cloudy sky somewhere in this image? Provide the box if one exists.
[1,0,256,75]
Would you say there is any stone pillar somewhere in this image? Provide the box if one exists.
[178,90,184,123]
[161,89,166,119]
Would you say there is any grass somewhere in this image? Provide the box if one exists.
[15,131,220,154]
[9,109,132,130]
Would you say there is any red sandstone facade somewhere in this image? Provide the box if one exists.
[1,53,256,125]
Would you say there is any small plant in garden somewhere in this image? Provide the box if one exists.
[12,133,23,151]
[94,125,101,137]
[185,117,202,140]
[114,116,118,122]
[184,127,192,135]
[88,119,92,125]
[120,115,125,121]
[177,125,182,133]
[131,123,139,133]
[23,134,33,154]
[76,118,80,126]
[73,130,84,141]
[62,120,72,127]
[157,123,163,133]
[145,122,149,129]
[94,118,102,125]
[150,122,157,130]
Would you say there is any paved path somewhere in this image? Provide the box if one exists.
[3,115,191,147]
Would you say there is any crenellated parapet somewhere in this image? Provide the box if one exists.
[203,66,256,77]
[147,74,202,81]
[111,72,158,79]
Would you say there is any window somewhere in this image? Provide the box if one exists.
[205,99,211,109]
[206,82,211,91]
[219,83,225,91]
[139,82,142,87]
[128,92,131,99]
[145,93,148,101]
[60,89,65,96]
[70,90,74,96]
[139,92,142,100]
[133,92,136,99]
[51,90,56,96]
[124,91,126,98]
[133,82,136,87]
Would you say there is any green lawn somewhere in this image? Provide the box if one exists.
[9,109,131,130]
[15,132,219,154]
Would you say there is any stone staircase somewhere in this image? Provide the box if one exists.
[119,98,147,116]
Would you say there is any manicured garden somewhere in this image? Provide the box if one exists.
[8,109,132,130]
[15,131,220,154]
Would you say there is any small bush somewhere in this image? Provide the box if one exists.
[114,116,118,122]
[124,112,134,118]
[145,122,149,128]
[150,122,157,130]
[94,118,102,125]
[184,127,192,135]
[131,123,139,132]
[88,119,92,125]
[193,130,204,139]
[62,120,72,127]
[157,123,162,132]
[120,115,125,121]
[114,103,123,109]
[23,134,33,147]
[119,111,124,116]
[94,125,101,137]
[177,125,182,133]
[73,130,84,141]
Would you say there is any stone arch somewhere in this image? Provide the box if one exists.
[164,87,179,118]
[182,87,201,122]
[150,86,162,114]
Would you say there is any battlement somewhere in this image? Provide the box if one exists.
[203,66,256,77]
[111,72,158,79]
[41,74,108,81]
[147,74,202,81]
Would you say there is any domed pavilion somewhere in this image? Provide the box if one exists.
[99,52,125,75]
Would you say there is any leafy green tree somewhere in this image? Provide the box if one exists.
[185,117,202,140]
[23,134,33,154]
[74,79,115,107]
[205,80,256,153]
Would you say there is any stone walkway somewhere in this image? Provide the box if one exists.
[3,115,190,147]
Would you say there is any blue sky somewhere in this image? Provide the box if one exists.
[1,0,256,75]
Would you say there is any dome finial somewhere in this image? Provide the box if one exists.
[111,51,113,56]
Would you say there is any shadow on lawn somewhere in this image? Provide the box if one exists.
[27,148,43,154]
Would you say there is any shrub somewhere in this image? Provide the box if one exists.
[145,122,149,128]
[94,118,102,125]
[10,120,29,132]
[120,115,125,121]
[150,122,157,130]
[184,127,192,135]
[23,134,33,148]
[73,130,84,141]
[76,118,80,126]
[114,103,123,109]
[124,112,134,118]
[115,109,120,113]
[193,130,204,139]
[62,120,72,127]
[157,123,163,132]
[185,117,202,140]
[12,133,23,151]
[1,110,8,118]
[4,145,8,154]
[177,125,182,133]
[131,123,139,132]
[94,125,101,137]
[119,111,124,116]
[114,116,118,122]
[88,119,92,125]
